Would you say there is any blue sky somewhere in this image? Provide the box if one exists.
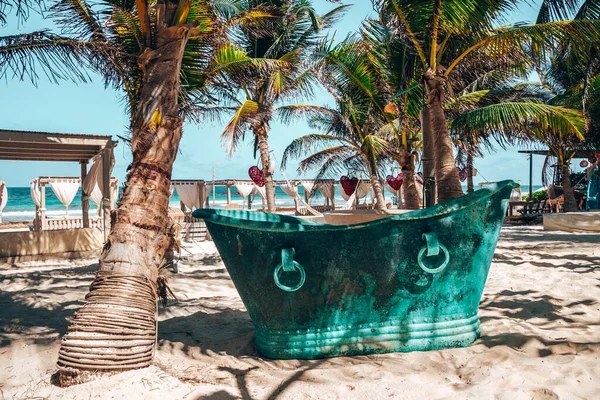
[0,0,559,187]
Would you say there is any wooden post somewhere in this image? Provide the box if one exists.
[101,142,112,239]
[40,183,47,231]
[197,181,205,211]
[80,160,90,228]
[226,184,231,205]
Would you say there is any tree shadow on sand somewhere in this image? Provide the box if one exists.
[478,288,599,357]
[0,262,97,347]
[158,303,331,400]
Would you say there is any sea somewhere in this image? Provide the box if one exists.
[0,184,544,223]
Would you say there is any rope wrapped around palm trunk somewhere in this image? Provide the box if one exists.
[57,271,158,384]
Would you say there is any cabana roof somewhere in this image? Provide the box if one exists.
[518,149,597,158]
[0,129,114,162]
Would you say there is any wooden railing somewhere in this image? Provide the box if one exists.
[170,213,208,242]
[45,217,102,231]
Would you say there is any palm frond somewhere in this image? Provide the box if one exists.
[0,31,97,85]
[450,102,586,143]
[222,99,259,155]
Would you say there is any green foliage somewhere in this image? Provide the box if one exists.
[522,189,549,202]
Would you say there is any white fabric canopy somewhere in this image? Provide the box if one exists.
[30,179,42,207]
[173,183,200,211]
[0,181,7,223]
[83,158,101,197]
[111,182,119,209]
[90,184,103,215]
[83,151,115,198]
[340,185,352,201]
[317,182,336,208]
[356,181,372,199]
[203,184,213,208]
[253,185,266,199]
[301,181,317,203]
[50,179,80,216]
[384,182,400,197]
[235,182,255,199]
[280,183,299,198]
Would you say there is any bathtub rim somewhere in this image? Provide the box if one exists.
[192,179,517,232]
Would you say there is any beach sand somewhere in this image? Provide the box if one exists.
[1,226,599,399]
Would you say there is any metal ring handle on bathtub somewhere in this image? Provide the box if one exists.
[274,248,306,292]
[418,233,450,274]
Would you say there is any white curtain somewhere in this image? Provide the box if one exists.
[317,182,336,208]
[356,181,372,199]
[90,184,103,207]
[83,158,101,196]
[30,179,42,207]
[174,183,200,211]
[280,183,299,198]
[83,152,115,199]
[339,184,352,201]
[301,181,317,203]
[204,184,213,208]
[252,185,267,209]
[235,182,255,206]
[253,184,266,199]
[111,181,118,209]
[343,191,357,209]
[0,181,7,223]
[50,179,80,216]
[384,182,400,198]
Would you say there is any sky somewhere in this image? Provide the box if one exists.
[0,0,560,187]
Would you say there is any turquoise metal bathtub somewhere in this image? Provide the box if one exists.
[193,180,516,359]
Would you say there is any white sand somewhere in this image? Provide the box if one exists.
[1,226,599,399]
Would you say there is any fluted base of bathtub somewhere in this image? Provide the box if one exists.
[254,314,481,359]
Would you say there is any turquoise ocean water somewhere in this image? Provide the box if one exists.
[1,184,543,222]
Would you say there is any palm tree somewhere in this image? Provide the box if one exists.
[279,101,392,211]
[3,0,279,385]
[220,0,347,212]
[372,0,600,203]
[449,84,587,211]
[358,18,423,209]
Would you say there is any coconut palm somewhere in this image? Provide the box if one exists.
[3,0,280,385]
[448,83,587,211]
[220,0,347,212]
[280,101,393,211]
[370,0,600,203]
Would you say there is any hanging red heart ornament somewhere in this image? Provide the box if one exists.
[248,166,265,187]
[386,174,404,191]
[340,176,359,196]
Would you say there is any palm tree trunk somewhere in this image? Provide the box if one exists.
[561,163,577,212]
[57,26,190,386]
[466,154,474,194]
[401,168,422,210]
[423,73,463,203]
[420,108,435,207]
[429,101,463,202]
[369,172,387,211]
[253,122,276,212]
